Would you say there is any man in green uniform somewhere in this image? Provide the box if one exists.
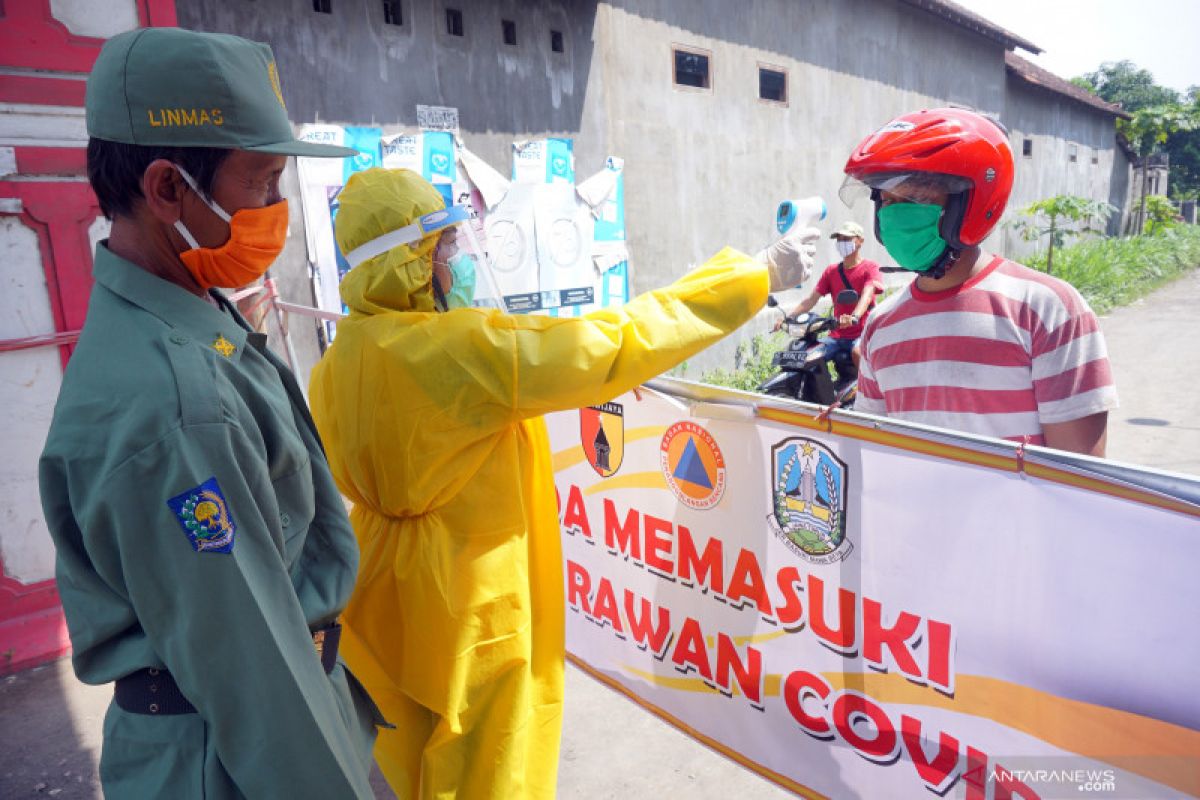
[38,28,384,798]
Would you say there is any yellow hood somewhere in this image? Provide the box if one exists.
[334,168,446,315]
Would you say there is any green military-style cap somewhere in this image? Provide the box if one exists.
[86,27,357,158]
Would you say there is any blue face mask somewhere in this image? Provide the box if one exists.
[445,253,477,309]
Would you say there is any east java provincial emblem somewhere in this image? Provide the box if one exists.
[768,438,852,564]
[167,477,237,554]
[580,402,624,477]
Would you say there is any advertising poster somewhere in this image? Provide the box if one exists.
[296,124,630,329]
[513,137,575,185]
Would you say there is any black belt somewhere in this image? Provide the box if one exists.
[114,621,342,715]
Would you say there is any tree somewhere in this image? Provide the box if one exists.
[1079,61,1179,112]
[1011,195,1114,274]
[1075,63,1200,203]
[1120,105,1197,232]
[1166,87,1200,201]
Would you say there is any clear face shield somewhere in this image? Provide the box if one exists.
[341,205,505,311]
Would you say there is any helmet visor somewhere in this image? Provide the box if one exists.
[839,172,972,208]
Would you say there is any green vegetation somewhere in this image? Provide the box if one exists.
[701,331,788,391]
[1142,195,1183,236]
[1026,224,1200,314]
[1073,61,1200,204]
[1010,195,1114,274]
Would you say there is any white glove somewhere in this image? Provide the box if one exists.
[758,227,819,292]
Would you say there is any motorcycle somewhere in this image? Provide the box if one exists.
[758,290,860,407]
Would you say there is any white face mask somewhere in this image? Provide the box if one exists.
[835,239,857,259]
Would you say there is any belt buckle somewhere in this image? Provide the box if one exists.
[313,628,326,658]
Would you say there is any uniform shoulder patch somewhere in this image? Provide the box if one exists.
[167,477,236,554]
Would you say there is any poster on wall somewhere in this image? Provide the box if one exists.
[534,183,595,304]
[512,137,574,185]
[483,182,540,302]
[298,124,384,339]
[296,122,632,335]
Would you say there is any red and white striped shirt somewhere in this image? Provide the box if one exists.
[856,256,1118,444]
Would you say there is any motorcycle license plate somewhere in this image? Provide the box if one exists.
[773,350,808,367]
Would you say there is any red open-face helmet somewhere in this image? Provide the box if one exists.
[841,107,1014,250]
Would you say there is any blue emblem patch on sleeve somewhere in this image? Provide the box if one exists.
[167,477,236,554]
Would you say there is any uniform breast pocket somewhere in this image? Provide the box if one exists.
[272,457,317,563]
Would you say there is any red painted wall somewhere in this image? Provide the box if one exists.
[0,0,177,676]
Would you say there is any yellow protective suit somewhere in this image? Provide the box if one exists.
[309,168,768,799]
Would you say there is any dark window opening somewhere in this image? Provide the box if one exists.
[313,0,331,13]
[1022,138,1033,157]
[673,47,710,90]
[1069,144,1078,163]
[551,30,564,53]
[759,67,787,103]
[1091,152,1099,165]
[383,1,402,25]
[446,8,463,36]
[502,19,517,46]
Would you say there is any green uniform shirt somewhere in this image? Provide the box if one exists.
[39,244,380,798]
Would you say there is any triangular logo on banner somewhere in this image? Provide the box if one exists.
[673,436,713,489]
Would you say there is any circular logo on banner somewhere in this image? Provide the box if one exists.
[660,422,726,510]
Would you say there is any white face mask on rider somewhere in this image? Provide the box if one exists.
[835,239,857,259]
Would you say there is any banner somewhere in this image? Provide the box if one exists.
[547,383,1200,799]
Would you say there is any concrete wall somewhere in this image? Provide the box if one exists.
[1110,145,1134,236]
[600,0,1005,284]
[176,0,601,174]
[1001,77,1124,260]
[594,0,1009,373]
[177,0,1124,378]
[177,0,606,387]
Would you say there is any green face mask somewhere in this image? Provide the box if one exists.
[877,202,948,273]
[445,253,477,310]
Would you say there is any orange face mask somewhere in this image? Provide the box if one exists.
[173,165,289,290]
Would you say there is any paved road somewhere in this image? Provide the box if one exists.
[1096,268,1200,475]
[3,269,1198,799]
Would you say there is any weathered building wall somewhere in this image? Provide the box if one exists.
[175,0,1127,377]
[180,0,1018,376]
[1002,76,1124,260]
[595,0,1009,372]
[176,0,603,178]
[600,0,1006,285]
[176,0,606,386]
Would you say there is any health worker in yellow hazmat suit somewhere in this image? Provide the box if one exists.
[308,168,818,799]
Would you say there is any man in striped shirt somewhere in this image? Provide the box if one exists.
[841,108,1117,456]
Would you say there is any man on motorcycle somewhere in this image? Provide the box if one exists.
[774,221,883,388]
[841,107,1117,456]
